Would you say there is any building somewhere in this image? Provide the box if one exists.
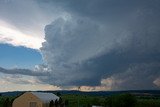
[92,105,102,107]
[12,92,59,107]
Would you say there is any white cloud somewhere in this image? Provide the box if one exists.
[153,77,160,87]
[0,20,44,49]
[0,0,62,49]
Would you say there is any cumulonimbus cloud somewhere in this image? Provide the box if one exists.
[38,0,160,90]
[1,0,160,90]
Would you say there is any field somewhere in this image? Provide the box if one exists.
[0,91,160,107]
[136,99,160,107]
[61,94,160,107]
[61,94,105,107]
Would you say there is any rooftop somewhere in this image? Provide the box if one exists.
[31,92,59,103]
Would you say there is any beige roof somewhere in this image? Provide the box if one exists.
[31,92,59,103]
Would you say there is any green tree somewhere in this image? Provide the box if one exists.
[65,100,69,107]
[4,98,9,107]
[55,99,58,107]
[91,97,100,105]
[59,97,63,104]
[11,98,15,107]
[49,100,54,107]
[108,93,137,107]
[56,92,61,96]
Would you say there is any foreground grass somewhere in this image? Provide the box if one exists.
[61,94,106,107]
[0,94,160,107]
[61,94,160,107]
[136,99,160,107]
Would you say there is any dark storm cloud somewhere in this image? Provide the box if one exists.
[38,0,160,90]
[102,63,160,90]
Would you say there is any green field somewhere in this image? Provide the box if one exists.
[61,94,160,107]
[0,94,160,107]
[136,99,160,107]
[61,94,106,107]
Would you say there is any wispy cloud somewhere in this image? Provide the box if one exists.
[0,0,61,49]
[0,67,49,76]
[0,20,44,49]
[0,73,61,92]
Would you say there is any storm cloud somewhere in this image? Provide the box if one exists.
[38,0,160,90]
[0,0,160,90]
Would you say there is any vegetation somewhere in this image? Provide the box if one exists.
[0,93,160,107]
[136,99,160,107]
[60,93,160,107]
[107,93,137,107]
[0,96,15,107]
[49,97,65,107]
[61,94,104,107]
[61,93,137,107]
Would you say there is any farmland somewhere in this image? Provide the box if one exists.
[61,94,160,107]
[0,90,160,107]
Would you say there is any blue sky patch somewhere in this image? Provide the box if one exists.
[0,44,42,69]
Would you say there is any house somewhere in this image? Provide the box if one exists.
[12,92,59,107]
[92,105,102,107]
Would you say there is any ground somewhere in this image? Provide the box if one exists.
[0,93,160,107]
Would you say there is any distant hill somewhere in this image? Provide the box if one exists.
[1,90,160,97]
[0,91,25,97]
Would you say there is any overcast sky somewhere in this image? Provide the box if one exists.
[0,0,160,92]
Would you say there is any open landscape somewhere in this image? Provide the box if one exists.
[0,90,160,107]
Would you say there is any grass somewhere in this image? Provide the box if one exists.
[0,94,160,107]
[136,99,160,107]
[61,94,160,107]
[61,94,105,107]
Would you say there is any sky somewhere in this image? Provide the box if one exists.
[0,0,160,92]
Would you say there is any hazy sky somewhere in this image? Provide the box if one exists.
[0,0,160,92]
